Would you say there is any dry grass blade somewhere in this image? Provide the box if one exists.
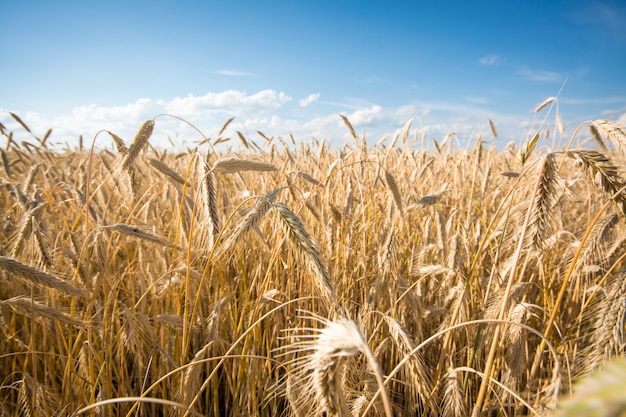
[0,256,88,299]
[122,120,154,169]
[212,157,278,174]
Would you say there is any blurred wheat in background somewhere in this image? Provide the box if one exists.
[0,110,625,416]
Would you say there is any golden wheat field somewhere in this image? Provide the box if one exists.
[1,112,626,417]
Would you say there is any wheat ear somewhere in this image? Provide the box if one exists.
[212,157,278,173]
[0,256,87,299]
[526,153,562,251]
[2,296,87,327]
[202,156,220,244]
[566,149,626,217]
[122,120,154,170]
[270,200,337,306]
[284,315,393,417]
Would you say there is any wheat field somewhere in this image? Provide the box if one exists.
[1,113,625,416]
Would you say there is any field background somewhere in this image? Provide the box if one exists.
[1,114,625,416]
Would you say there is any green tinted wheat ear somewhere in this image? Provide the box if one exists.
[122,120,154,170]
[519,131,540,166]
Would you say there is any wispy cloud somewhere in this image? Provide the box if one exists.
[299,93,320,107]
[479,54,501,66]
[354,74,386,84]
[465,96,490,104]
[213,69,256,77]
[517,67,565,83]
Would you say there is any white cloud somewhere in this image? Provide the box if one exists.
[299,93,320,107]
[1,89,584,151]
[479,54,501,65]
[166,90,291,116]
[617,113,626,126]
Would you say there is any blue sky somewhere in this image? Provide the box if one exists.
[1,0,625,149]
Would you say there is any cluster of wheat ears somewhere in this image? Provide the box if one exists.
[0,106,625,416]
